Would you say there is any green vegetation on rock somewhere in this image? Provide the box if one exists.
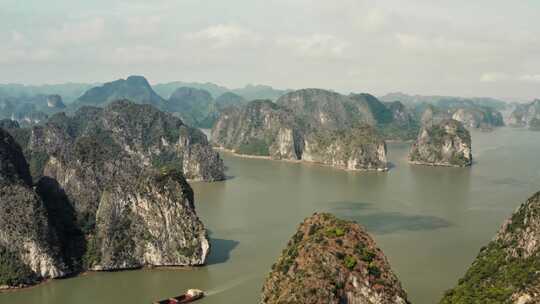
[441,192,540,304]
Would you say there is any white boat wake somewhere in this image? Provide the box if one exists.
[205,275,256,296]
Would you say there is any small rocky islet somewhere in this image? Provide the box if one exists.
[408,117,473,167]
[260,213,410,304]
[509,99,540,131]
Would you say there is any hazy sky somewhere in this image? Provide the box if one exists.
[1,0,539,99]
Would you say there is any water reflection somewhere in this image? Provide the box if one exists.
[326,201,452,234]
[206,238,240,266]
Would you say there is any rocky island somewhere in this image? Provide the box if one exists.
[451,107,504,130]
[212,89,394,171]
[260,213,410,304]
[508,99,540,129]
[409,119,472,167]
[441,191,540,303]
[0,100,219,288]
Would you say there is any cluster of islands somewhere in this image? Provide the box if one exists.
[1,75,540,303]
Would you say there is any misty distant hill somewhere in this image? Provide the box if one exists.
[153,81,230,99]
[153,82,290,101]
[73,75,165,108]
[380,92,508,110]
[0,83,96,103]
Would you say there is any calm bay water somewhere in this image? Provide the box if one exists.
[2,128,540,304]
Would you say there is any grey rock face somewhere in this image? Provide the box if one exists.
[87,170,209,270]
[451,107,504,129]
[2,100,215,277]
[212,93,389,171]
[0,129,67,287]
[508,99,540,128]
[25,100,224,183]
[409,119,472,167]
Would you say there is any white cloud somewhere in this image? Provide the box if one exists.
[124,15,162,37]
[106,46,173,65]
[185,24,261,48]
[11,31,27,45]
[395,33,474,53]
[359,8,387,32]
[0,47,56,64]
[277,34,349,59]
[46,17,106,46]
[480,72,509,83]
[519,74,540,83]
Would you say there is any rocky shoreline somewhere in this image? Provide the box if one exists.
[215,146,389,172]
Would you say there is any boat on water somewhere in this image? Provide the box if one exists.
[153,289,204,304]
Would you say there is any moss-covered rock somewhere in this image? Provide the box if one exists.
[212,90,390,170]
[88,169,209,270]
[0,129,67,288]
[409,119,472,167]
[440,192,540,303]
[260,213,410,304]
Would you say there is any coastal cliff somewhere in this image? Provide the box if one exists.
[409,119,472,167]
[0,129,67,288]
[441,191,540,303]
[212,90,390,171]
[451,107,504,129]
[260,213,409,304]
[0,100,215,282]
[301,127,388,171]
[509,100,540,129]
[87,169,209,270]
[212,103,388,171]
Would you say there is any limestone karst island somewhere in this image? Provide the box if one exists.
[1,1,540,304]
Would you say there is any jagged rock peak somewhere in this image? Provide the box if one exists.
[260,213,410,304]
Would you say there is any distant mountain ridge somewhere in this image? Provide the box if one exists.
[153,81,291,101]
[380,92,508,110]
[73,76,165,108]
[0,83,96,103]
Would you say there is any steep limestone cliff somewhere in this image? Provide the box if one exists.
[22,100,224,182]
[86,169,209,270]
[409,119,472,167]
[451,107,504,129]
[302,127,388,171]
[0,129,66,288]
[1,100,215,276]
[211,100,302,159]
[212,96,387,170]
[508,99,540,129]
[276,89,374,130]
[441,192,540,304]
[260,213,410,304]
